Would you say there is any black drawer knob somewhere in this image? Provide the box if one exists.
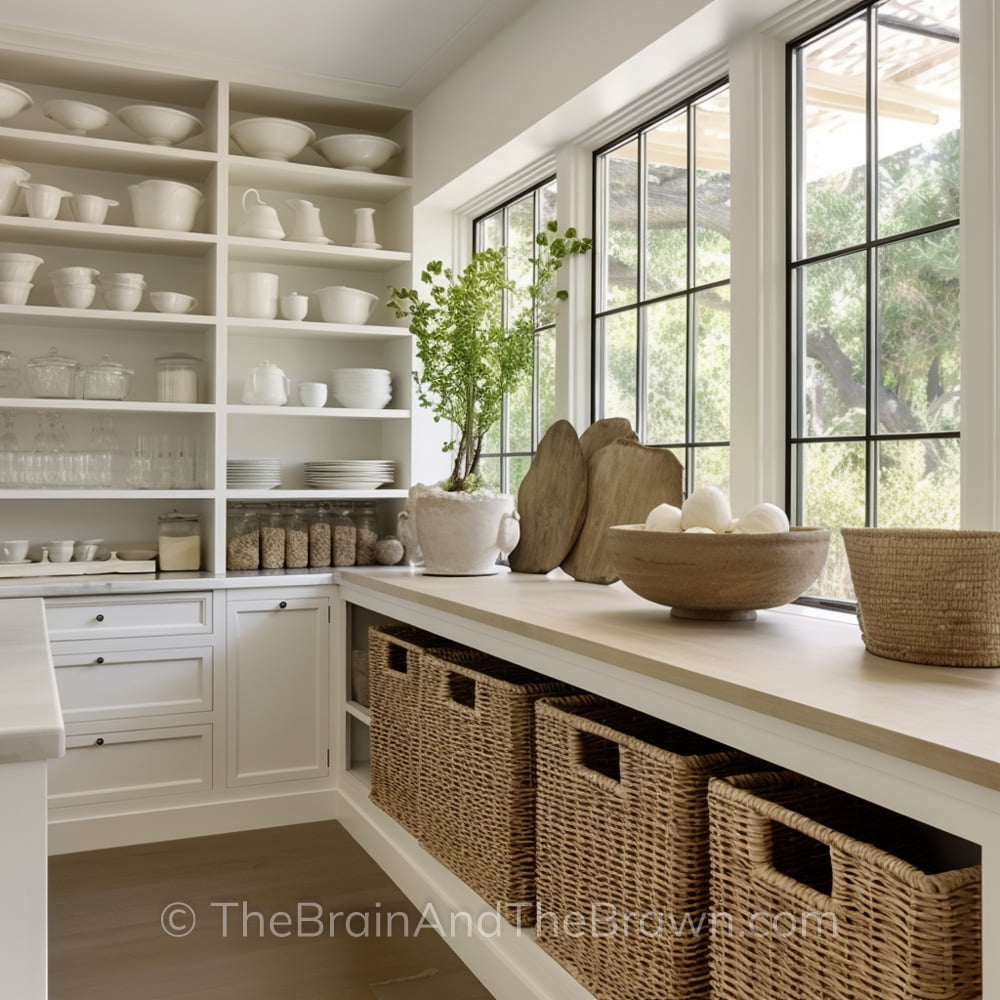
[95,614,105,622]
[95,656,105,664]
[95,737,105,746]
[279,601,287,609]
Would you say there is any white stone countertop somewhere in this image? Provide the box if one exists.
[0,598,65,763]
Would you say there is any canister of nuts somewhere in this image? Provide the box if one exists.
[332,506,356,567]
[226,506,259,571]
[259,509,286,569]
[285,507,309,569]
[308,506,332,567]
[351,502,378,565]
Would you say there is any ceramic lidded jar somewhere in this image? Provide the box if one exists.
[242,359,289,406]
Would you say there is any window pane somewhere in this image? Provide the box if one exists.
[477,210,503,250]
[539,179,558,227]
[877,227,959,434]
[877,437,960,527]
[645,298,687,444]
[877,1,960,238]
[477,456,501,493]
[601,311,638,429]
[646,112,688,298]
[602,140,640,309]
[508,368,533,453]
[694,285,730,443]
[507,194,535,315]
[537,328,556,441]
[509,455,532,498]
[798,252,867,437]
[691,445,729,494]
[797,15,868,259]
[694,88,731,286]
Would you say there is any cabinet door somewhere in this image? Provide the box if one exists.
[226,595,330,786]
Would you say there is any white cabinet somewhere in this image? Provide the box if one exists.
[0,40,414,571]
[225,590,330,786]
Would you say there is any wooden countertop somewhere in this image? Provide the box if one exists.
[0,598,65,764]
[339,568,1000,793]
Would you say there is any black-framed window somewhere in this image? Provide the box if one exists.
[788,0,960,602]
[593,83,731,496]
[473,178,557,495]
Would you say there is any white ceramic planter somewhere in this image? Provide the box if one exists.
[406,486,520,576]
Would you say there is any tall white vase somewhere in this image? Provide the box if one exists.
[352,207,378,248]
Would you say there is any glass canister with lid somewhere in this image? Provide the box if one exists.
[259,508,286,569]
[226,506,260,570]
[351,501,378,566]
[308,506,332,567]
[81,354,134,400]
[284,507,309,568]
[155,353,202,403]
[157,510,201,570]
[26,347,77,398]
[332,506,356,567]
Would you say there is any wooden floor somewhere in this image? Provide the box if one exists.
[49,821,495,999]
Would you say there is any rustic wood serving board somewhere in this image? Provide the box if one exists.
[561,439,683,585]
[508,420,588,574]
[578,417,637,461]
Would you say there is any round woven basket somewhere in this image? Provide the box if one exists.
[842,527,1000,667]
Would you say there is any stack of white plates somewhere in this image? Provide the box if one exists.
[330,367,392,409]
[304,459,394,490]
[227,458,281,489]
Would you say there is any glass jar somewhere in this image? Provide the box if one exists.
[284,507,309,568]
[308,506,332,567]
[259,509,286,569]
[157,510,201,570]
[0,350,21,392]
[155,353,202,403]
[332,506,356,567]
[226,507,259,570]
[351,502,378,566]
[81,354,134,400]
[26,347,77,399]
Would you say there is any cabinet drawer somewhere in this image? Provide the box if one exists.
[53,645,214,723]
[47,725,212,808]
[45,593,213,640]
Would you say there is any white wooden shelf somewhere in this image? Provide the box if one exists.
[0,305,214,331]
[228,236,410,270]
[226,318,409,340]
[0,489,213,500]
[226,404,408,419]
[0,216,217,255]
[228,156,411,202]
[345,700,371,725]
[0,398,215,414]
[224,489,408,501]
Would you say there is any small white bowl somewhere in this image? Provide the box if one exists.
[46,540,75,563]
[230,117,316,161]
[332,390,392,409]
[0,253,43,282]
[54,283,96,309]
[100,272,145,287]
[0,280,32,306]
[50,266,99,286]
[150,291,197,314]
[118,104,204,146]
[313,134,401,172]
[0,83,32,122]
[298,382,328,407]
[313,285,378,324]
[68,193,119,225]
[100,283,144,311]
[43,99,111,135]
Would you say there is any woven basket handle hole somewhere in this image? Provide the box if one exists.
[386,646,408,674]
[756,818,834,899]
[575,730,622,784]
[447,672,477,710]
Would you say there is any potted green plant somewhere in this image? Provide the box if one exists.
[387,221,591,574]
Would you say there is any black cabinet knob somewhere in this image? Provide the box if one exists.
[279,601,287,609]
[95,656,104,664]
[95,614,105,622]
[95,737,105,746]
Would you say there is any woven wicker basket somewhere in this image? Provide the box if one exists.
[367,623,480,836]
[417,649,572,925]
[708,771,982,1000]
[842,527,1000,667]
[534,694,765,1000]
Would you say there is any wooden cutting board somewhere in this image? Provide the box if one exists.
[561,439,683,584]
[578,417,637,461]
[509,420,588,574]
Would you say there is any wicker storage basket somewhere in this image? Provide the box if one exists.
[417,649,573,925]
[367,623,480,836]
[534,694,765,1000]
[842,527,1000,666]
[708,771,982,1000]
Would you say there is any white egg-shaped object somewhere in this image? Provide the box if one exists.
[684,526,716,533]
[644,503,683,532]
[733,502,790,534]
[681,485,734,533]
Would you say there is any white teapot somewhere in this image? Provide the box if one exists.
[237,188,284,240]
[242,360,289,406]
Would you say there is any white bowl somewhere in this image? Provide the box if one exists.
[313,134,401,172]
[0,83,32,122]
[0,253,43,282]
[100,283,144,311]
[19,182,71,220]
[230,117,316,161]
[43,99,110,135]
[100,271,145,287]
[54,283,96,309]
[128,179,203,232]
[298,382,328,407]
[313,285,378,324]
[332,390,392,409]
[0,280,32,306]
[50,266,99,286]
[118,104,204,146]
[68,193,119,225]
[150,291,197,314]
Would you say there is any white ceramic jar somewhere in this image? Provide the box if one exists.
[230,272,279,319]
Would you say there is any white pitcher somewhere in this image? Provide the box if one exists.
[285,198,329,244]
[0,164,30,216]
[237,188,284,240]
[242,360,289,406]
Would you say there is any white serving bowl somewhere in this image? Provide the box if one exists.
[100,271,145,287]
[53,283,96,309]
[150,291,197,314]
[313,285,378,324]
[128,179,203,231]
[313,133,400,172]
[0,83,32,122]
[43,99,111,135]
[118,104,204,146]
[68,193,119,225]
[0,280,32,306]
[0,253,43,282]
[50,266,99,286]
[230,117,316,161]
[99,281,144,311]
[332,390,392,409]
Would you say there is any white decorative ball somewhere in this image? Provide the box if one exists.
[684,526,716,533]
[644,503,683,532]
[681,486,734,533]
[733,502,790,534]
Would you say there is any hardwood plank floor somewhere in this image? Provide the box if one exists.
[49,821,495,999]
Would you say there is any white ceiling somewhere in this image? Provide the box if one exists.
[1,0,539,104]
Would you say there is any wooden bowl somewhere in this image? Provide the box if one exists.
[607,524,830,620]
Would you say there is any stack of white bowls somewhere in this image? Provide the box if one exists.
[98,272,146,311]
[49,265,99,309]
[330,367,392,409]
[0,252,43,306]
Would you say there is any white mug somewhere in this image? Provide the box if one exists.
[298,381,328,407]
[280,293,309,322]
[0,539,29,562]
